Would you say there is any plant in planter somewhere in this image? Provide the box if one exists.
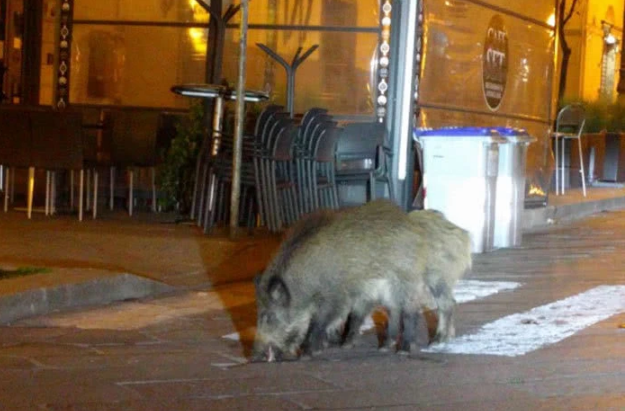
[572,100,625,184]
[157,101,205,214]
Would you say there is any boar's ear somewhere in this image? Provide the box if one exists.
[267,276,290,307]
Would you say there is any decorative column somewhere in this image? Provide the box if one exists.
[56,0,74,109]
[617,7,625,101]
[376,0,392,122]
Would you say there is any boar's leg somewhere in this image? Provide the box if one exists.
[302,303,346,356]
[342,312,365,348]
[398,309,419,353]
[302,319,327,355]
[428,278,456,343]
[386,308,402,350]
[342,299,377,348]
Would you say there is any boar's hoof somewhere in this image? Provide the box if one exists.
[397,341,418,354]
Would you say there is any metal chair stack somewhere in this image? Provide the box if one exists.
[192,105,348,233]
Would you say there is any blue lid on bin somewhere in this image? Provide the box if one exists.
[414,127,498,137]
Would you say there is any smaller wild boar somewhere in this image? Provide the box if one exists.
[252,200,471,361]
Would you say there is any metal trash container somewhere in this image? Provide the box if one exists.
[492,127,536,249]
[414,127,506,253]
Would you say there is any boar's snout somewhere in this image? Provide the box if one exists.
[251,343,283,362]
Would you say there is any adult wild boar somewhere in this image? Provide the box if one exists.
[252,200,471,361]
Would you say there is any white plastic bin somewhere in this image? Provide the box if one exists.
[492,127,536,248]
[415,127,506,253]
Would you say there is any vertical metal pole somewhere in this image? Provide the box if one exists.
[230,0,249,236]
[388,0,419,209]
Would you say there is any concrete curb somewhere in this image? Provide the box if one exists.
[523,195,625,230]
[0,273,174,325]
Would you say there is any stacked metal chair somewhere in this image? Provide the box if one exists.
[310,125,342,210]
[294,109,341,214]
[194,105,348,234]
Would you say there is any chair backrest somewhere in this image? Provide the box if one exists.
[303,114,333,153]
[254,104,284,138]
[0,106,33,167]
[109,108,161,166]
[30,109,84,170]
[314,126,343,163]
[309,120,337,156]
[264,116,293,153]
[260,112,289,149]
[300,107,328,133]
[556,104,586,137]
[272,122,298,161]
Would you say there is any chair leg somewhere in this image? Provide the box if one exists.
[27,167,35,220]
[51,171,57,215]
[577,137,586,197]
[151,167,157,212]
[561,137,566,195]
[202,172,216,233]
[3,167,9,212]
[554,136,559,195]
[369,173,376,201]
[110,166,115,210]
[387,175,395,203]
[93,170,99,219]
[70,170,75,211]
[78,169,84,222]
[45,170,50,216]
[128,168,134,217]
[197,163,208,226]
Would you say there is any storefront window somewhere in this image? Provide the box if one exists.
[70,0,382,114]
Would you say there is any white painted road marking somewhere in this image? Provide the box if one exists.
[425,285,625,357]
[453,279,521,304]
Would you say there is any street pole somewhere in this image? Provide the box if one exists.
[387,0,419,210]
[230,0,249,237]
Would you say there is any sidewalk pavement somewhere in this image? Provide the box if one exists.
[1,186,625,324]
[0,187,623,410]
[0,210,281,324]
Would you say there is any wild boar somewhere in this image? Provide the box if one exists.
[252,200,471,361]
